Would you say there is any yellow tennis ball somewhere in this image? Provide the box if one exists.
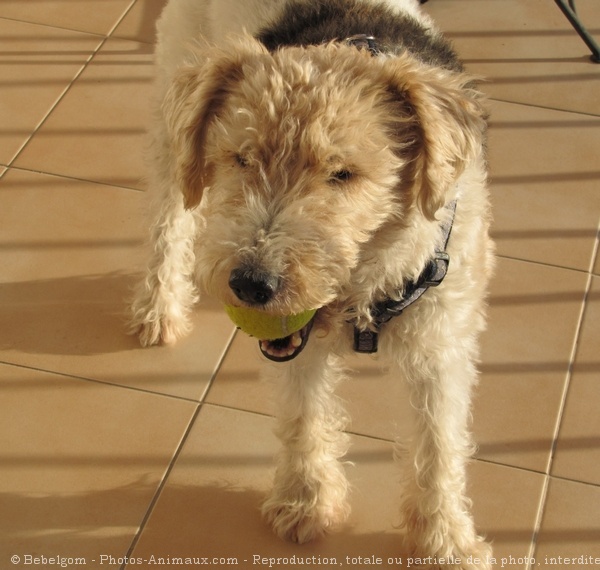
[224,305,316,340]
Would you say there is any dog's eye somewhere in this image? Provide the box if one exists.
[329,169,354,184]
[234,154,249,168]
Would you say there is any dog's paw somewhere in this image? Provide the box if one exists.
[263,459,351,544]
[423,541,491,570]
[262,496,349,544]
[402,504,492,570]
[453,539,493,570]
[133,317,190,347]
[128,301,192,347]
[401,499,492,570]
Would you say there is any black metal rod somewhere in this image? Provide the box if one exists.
[554,0,600,62]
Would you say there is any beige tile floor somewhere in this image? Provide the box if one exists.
[1,1,599,569]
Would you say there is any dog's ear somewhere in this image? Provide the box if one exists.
[162,39,263,210]
[382,56,486,219]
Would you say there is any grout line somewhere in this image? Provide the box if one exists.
[458,454,595,489]
[494,253,593,274]
[528,474,550,570]
[0,359,204,405]
[548,269,595,468]
[526,228,598,569]
[196,400,275,421]
[121,401,204,570]
[591,221,600,276]
[5,164,147,193]
[0,15,108,37]
[488,96,600,119]
[196,328,239,404]
[107,0,139,39]
[546,472,600,490]
[472,456,547,478]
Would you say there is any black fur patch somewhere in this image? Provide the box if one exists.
[256,0,462,72]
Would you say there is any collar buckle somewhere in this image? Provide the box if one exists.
[345,34,381,56]
[423,252,450,286]
[353,327,379,354]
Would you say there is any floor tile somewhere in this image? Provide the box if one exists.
[474,257,588,473]
[113,0,168,44]
[13,37,154,190]
[487,100,600,271]
[0,168,235,400]
[205,331,272,414]
[424,0,600,115]
[0,168,143,281]
[0,362,197,562]
[0,0,133,36]
[552,277,600,485]
[468,462,546,569]
[0,18,102,165]
[340,354,415,442]
[534,478,600,566]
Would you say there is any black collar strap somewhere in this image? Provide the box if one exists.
[353,200,457,353]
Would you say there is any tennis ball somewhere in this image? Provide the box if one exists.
[224,305,316,340]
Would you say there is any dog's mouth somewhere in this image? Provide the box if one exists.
[258,315,316,362]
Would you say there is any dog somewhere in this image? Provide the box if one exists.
[130,0,495,567]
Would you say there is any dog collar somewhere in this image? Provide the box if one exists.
[353,200,457,354]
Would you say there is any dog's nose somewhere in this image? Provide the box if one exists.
[229,268,279,306]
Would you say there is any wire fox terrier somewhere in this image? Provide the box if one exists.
[130,0,495,567]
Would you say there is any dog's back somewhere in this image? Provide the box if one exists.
[155,0,438,74]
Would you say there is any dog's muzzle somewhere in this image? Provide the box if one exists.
[228,267,316,362]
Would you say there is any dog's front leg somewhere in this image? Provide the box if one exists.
[263,342,351,544]
[397,340,492,570]
[129,169,199,347]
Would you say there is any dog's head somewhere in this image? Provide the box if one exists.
[162,36,486,357]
